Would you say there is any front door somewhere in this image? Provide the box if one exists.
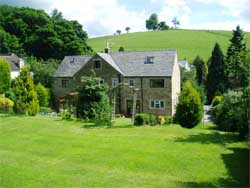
[126,100,140,117]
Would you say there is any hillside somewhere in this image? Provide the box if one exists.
[88,29,250,62]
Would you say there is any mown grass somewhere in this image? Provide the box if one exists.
[88,29,250,62]
[0,115,249,188]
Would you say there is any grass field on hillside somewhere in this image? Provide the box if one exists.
[88,29,250,62]
[0,116,249,188]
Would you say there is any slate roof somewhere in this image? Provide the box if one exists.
[0,54,21,71]
[54,50,177,77]
[54,55,92,77]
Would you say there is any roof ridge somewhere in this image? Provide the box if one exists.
[109,49,177,54]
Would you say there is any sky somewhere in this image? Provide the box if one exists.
[0,0,249,38]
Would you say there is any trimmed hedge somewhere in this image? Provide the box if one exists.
[134,113,157,126]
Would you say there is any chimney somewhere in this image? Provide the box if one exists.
[104,47,110,54]
[104,42,110,54]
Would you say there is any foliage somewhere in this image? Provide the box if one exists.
[118,46,125,52]
[12,66,39,115]
[0,58,11,94]
[125,27,130,33]
[159,116,172,125]
[193,56,208,86]
[206,43,225,104]
[0,29,23,55]
[35,83,49,107]
[0,5,92,60]
[116,30,121,35]
[88,29,250,62]
[174,81,203,128]
[172,17,180,29]
[134,113,157,126]
[0,96,14,113]
[26,57,59,88]
[157,21,169,30]
[225,26,249,89]
[76,76,111,124]
[39,107,52,114]
[211,95,222,107]
[146,13,158,30]
[213,88,250,138]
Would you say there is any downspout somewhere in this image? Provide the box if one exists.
[140,77,144,112]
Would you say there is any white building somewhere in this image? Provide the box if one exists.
[178,60,191,71]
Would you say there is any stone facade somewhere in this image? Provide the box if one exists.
[53,51,180,116]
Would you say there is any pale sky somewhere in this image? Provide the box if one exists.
[0,0,250,37]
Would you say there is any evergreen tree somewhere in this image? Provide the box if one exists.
[225,25,249,89]
[35,83,49,107]
[174,81,203,128]
[146,13,158,30]
[0,58,11,94]
[193,56,208,86]
[12,66,39,115]
[76,76,111,124]
[206,43,225,103]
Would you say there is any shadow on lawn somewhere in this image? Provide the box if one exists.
[175,132,249,188]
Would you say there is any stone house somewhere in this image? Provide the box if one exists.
[53,49,180,116]
[0,54,25,79]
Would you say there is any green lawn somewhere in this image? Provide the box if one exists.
[0,115,249,188]
[88,29,250,62]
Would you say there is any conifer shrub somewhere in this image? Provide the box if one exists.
[134,113,157,126]
[174,81,203,128]
[35,83,49,107]
[0,96,14,113]
[0,58,11,94]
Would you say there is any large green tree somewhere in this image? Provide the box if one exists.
[174,81,203,128]
[193,56,208,86]
[146,13,158,30]
[225,26,249,89]
[206,43,225,103]
[0,5,92,60]
[0,58,11,94]
[12,66,39,115]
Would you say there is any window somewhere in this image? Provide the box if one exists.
[112,78,118,87]
[96,78,104,85]
[150,100,165,109]
[129,80,134,86]
[150,79,165,88]
[94,60,101,69]
[144,56,154,64]
[61,80,69,88]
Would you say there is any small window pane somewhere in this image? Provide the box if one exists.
[94,60,101,69]
[151,101,154,108]
[160,101,164,108]
[61,80,68,88]
[129,80,134,86]
[112,79,118,87]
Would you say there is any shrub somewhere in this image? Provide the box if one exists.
[0,58,11,94]
[211,95,222,107]
[213,88,250,138]
[12,66,39,115]
[0,97,14,113]
[159,116,173,125]
[35,83,49,107]
[174,81,203,128]
[134,113,157,126]
[40,107,52,114]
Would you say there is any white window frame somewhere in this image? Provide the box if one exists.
[150,100,165,109]
[112,78,118,87]
[96,78,104,85]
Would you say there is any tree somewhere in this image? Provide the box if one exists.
[12,66,39,115]
[0,58,11,94]
[125,27,130,33]
[146,13,158,30]
[206,43,225,103]
[76,76,111,124]
[118,46,125,52]
[172,17,180,29]
[35,83,49,107]
[157,21,169,30]
[225,25,249,89]
[51,9,63,19]
[116,30,121,35]
[174,81,203,128]
[193,56,208,86]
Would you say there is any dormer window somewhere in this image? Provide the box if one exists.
[94,60,101,69]
[144,56,154,64]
